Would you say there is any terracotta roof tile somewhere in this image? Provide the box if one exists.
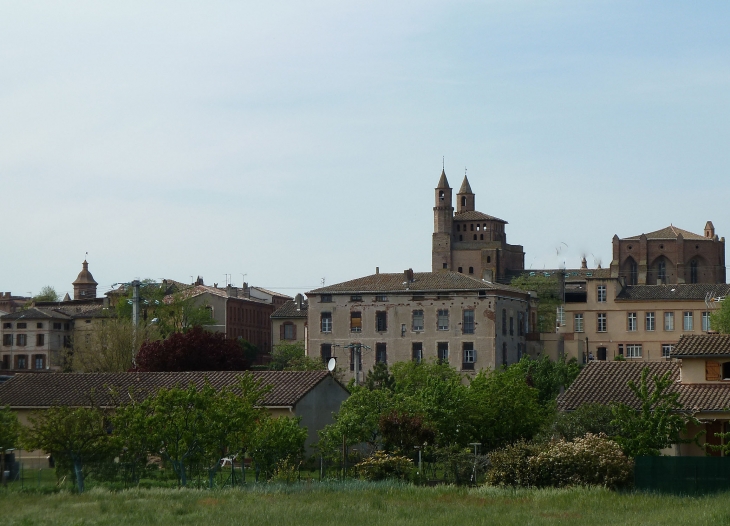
[1,308,72,321]
[616,284,730,301]
[624,225,707,241]
[558,361,730,413]
[672,334,730,357]
[308,271,527,295]
[453,210,507,223]
[0,370,333,408]
[271,300,308,319]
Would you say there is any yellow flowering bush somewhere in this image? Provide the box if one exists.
[355,451,413,481]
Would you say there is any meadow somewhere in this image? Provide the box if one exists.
[2,482,730,526]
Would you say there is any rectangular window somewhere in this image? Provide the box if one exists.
[2,323,10,329]
[36,322,43,329]
[502,309,507,335]
[34,354,44,369]
[462,342,475,370]
[412,342,423,363]
[17,323,27,329]
[320,344,332,364]
[283,323,295,340]
[510,316,514,336]
[626,344,642,359]
[556,306,565,327]
[2,334,11,346]
[350,295,362,302]
[437,309,449,331]
[412,310,424,331]
[321,312,332,333]
[411,294,426,301]
[597,313,607,333]
[375,311,387,332]
[574,313,584,333]
[518,312,525,336]
[646,312,655,332]
[664,312,675,331]
[702,312,712,332]
[662,344,674,358]
[376,343,387,364]
[350,312,362,332]
[16,355,27,369]
[463,310,475,334]
[683,312,694,331]
[618,344,624,356]
[1,355,8,369]
[597,285,607,303]
[16,334,27,346]
[349,346,362,371]
[321,294,332,303]
[628,312,637,332]
[375,294,388,302]
[36,334,45,346]
[437,342,449,363]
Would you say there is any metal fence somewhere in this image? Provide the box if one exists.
[635,456,730,494]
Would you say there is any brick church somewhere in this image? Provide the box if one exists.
[431,169,525,282]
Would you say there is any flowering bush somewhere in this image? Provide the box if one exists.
[355,451,413,481]
[487,434,633,489]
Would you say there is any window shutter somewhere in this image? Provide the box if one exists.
[280,323,285,340]
[292,324,297,340]
[706,361,721,381]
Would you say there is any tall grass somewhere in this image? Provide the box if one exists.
[2,482,730,525]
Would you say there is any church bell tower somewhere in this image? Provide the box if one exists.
[432,169,454,271]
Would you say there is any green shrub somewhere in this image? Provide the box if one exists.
[487,434,633,489]
[552,403,619,441]
[355,451,413,481]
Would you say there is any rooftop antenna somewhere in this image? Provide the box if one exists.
[321,277,326,287]
[442,156,444,170]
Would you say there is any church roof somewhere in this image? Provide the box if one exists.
[453,210,507,223]
[72,260,98,286]
[623,225,706,241]
[436,169,450,189]
[458,175,473,194]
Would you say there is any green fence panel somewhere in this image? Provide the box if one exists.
[635,456,730,494]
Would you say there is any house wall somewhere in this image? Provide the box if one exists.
[1,318,70,372]
[294,375,350,451]
[307,290,530,382]
[558,278,719,363]
[272,318,307,349]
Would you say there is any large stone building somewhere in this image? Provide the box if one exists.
[306,269,535,382]
[610,223,725,285]
[432,169,525,282]
[271,294,308,351]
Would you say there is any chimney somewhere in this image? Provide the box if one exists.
[403,268,414,283]
[376,267,379,275]
[295,293,304,310]
[581,257,587,270]
[226,285,238,297]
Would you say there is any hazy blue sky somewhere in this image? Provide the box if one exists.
[1,1,728,299]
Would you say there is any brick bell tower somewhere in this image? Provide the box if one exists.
[432,168,454,271]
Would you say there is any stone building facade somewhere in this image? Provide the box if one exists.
[431,169,525,282]
[610,223,726,285]
[306,269,535,382]
[271,294,308,351]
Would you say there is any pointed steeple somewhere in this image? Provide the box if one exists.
[437,169,450,189]
[458,175,473,194]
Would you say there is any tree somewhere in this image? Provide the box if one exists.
[551,403,619,441]
[611,368,699,457]
[512,355,581,407]
[710,299,730,334]
[469,366,547,451]
[0,407,20,486]
[269,342,324,371]
[134,326,249,372]
[249,416,308,480]
[33,286,60,303]
[21,406,114,492]
[509,274,562,333]
[364,362,395,391]
[72,317,161,372]
[378,410,435,453]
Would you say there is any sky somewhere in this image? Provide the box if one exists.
[1,1,729,299]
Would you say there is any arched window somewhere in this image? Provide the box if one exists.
[658,260,666,283]
[461,196,466,207]
[468,267,474,274]
[690,260,698,284]
[439,191,444,201]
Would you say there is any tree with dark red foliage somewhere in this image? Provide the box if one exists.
[379,410,436,454]
[133,326,250,372]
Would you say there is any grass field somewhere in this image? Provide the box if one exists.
[2,482,730,525]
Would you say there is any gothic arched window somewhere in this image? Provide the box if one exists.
[690,260,698,284]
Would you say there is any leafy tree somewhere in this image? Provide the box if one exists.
[72,317,161,372]
[379,410,435,453]
[551,403,619,441]
[710,299,730,334]
[116,281,215,337]
[269,342,324,371]
[469,366,546,451]
[364,362,395,391]
[134,326,249,372]
[21,406,114,492]
[33,286,60,303]
[509,274,561,332]
[512,355,580,407]
[0,406,20,486]
[249,416,307,480]
[611,368,699,457]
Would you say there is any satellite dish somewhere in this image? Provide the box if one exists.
[327,358,337,372]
